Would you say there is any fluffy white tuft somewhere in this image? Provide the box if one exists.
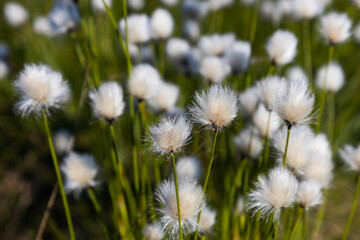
[234,127,263,159]
[252,103,281,138]
[54,129,72,154]
[296,180,323,208]
[238,87,259,118]
[33,16,53,37]
[224,40,251,74]
[14,64,71,117]
[188,85,239,132]
[320,12,352,45]
[148,81,179,112]
[143,223,165,240]
[199,206,216,234]
[257,76,287,111]
[49,0,80,35]
[315,62,345,92]
[89,81,125,122]
[166,38,191,60]
[176,156,202,181]
[91,0,112,13]
[339,144,360,172]
[247,167,298,221]
[286,66,308,82]
[292,0,324,20]
[4,2,28,27]
[199,56,230,83]
[198,33,235,56]
[151,8,174,39]
[149,116,192,156]
[119,14,151,44]
[266,30,298,66]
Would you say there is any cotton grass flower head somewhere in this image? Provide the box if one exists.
[14,64,71,117]
[266,30,298,66]
[316,62,345,92]
[0,61,9,79]
[257,76,287,111]
[235,196,245,215]
[151,8,174,40]
[161,0,179,7]
[119,14,151,44]
[128,64,162,101]
[148,81,179,112]
[189,85,239,132]
[273,125,314,175]
[286,66,308,82]
[54,129,72,154]
[182,20,201,40]
[296,180,323,208]
[149,116,192,156]
[199,56,230,84]
[292,0,324,20]
[238,86,259,118]
[176,156,202,181]
[61,152,98,196]
[224,40,251,75]
[89,81,125,123]
[128,0,145,11]
[143,223,165,240]
[198,34,235,56]
[252,104,281,138]
[33,16,53,37]
[274,77,315,127]
[155,177,205,237]
[260,1,283,25]
[199,207,216,234]
[49,0,80,35]
[166,38,191,61]
[182,0,209,20]
[91,0,112,13]
[339,144,360,172]
[4,2,28,27]
[247,167,298,221]
[234,127,263,159]
[208,0,234,11]
[320,12,352,45]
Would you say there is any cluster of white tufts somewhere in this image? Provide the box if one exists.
[316,62,345,92]
[319,12,352,45]
[266,30,298,66]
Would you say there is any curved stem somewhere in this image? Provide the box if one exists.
[194,132,218,240]
[282,126,291,168]
[42,110,75,240]
[263,111,272,169]
[290,207,303,240]
[302,209,307,240]
[341,175,360,240]
[273,223,279,240]
[171,154,183,240]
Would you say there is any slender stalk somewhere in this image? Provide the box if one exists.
[327,92,335,143]
[249,0,261,44]
[158,41,165,76]
[273,223,278,240]
[290,207,303,240]
[316,45,334,134]
[194,131,219,240]
[341,175,360,240]
[267,64,275,76]
[42,109,75,240]
[303,20,312,85]
[302,209,307,240]
[263,111,272,169]
[171,153,183,240]
[312,190,328,239]
[282,126,291,168]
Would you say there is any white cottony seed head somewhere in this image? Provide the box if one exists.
[166,38,191,60]
[339,144,360,172]
[176,156,202,181]
[238,86,259,118]
[224,40,251,74]
[151,8,174,40]
[4,2,28,27]
[286,66,308,82]
[91,0,112,13]
[296,180,323,208]
[198,33,235,56]
[143,223,165,240]
[234,127,263,159]
[119,14,151,44]
[148,81,180,112]
[320,12,352,45]
[257,76,287,111]
[266,30,298,66]
[199,207,216,234]
[292,0,324,20]
[316,62,345,93]
[252,103,281,138]
[199,56,230,83]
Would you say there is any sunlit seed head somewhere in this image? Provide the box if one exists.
[260,1,283,25]
[257,75,287,111]
[199,206,216,234]
[166,38,191,60]
[151,8,174,40]
[199,56,230,84]
[320,12,352,45]
[176,156,202,181]
[14,63,71,117]
[4,2,28,27]
[339,144,360,172]
[143,223,165,240]
[128,0,145,11]
[224,40,251,75]
[238,86,259,118]
[252,103,281,138]
[33,16,53,37]
[54,129,72,154]
[198,33,235,57]
[234,127,263,159]
[49,0,80,35]
[315,62,345,92]
[119,14,151,44]
[286,66,308,82]
[188,84,239,132]
[292,0,324,20]
[296,180,323,208]
[266,30,297,66]
[148,81,179,113]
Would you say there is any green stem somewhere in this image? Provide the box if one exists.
[263,111,272,169]
[302,209,307,240]
[171,153,183,240]
[42,109,75,240]
[327,92,335,143]
[341,175,360,240]
[159,41,165,76]
[290,207,303,240]
[194,131,219,240]
[273,223,278,240]
[303,20,312,85]
[267,64,275,76]
[249,0,261,44]
[316,45,334,134]
[282,126,291,168]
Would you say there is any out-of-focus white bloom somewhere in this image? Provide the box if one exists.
[189,85,239,132]
[241,0,255,6]
[274,78,314,127]
[182,0,209,20]
[224,41,251,75]
[149,116,192,156]
[292,0,324,20]
[156,178,205,237]
[266,30,298,66]
[260,1,283,25]
[128,64,162,100]
[4,2,28,27]
[199,34,235,56]
[339,144,360,172]
[33,16,53,37]
[151,8,174,40]
[303,134,333,188]
[199,56,230,83]
[176,156,202,181]
[161,0,179,6]
[273,125,314,175]
[353,23,360,44]
[248,167,298,221]
[239,87,259,118]
[234,128,263,159]
[320,12,352,45]
[91,0,112,12]
[278,0,293,16]
[316,62,345,92]
[252,104,281,138]
[235,196,245,215]
[166,38,191,60]
[49,0,80,35]
[0,61,9,79]
[286,66,308,82]
[353,0,360,8]
[14,64,71,117]
[257,76,287,111]
[61,152,98,196]
[128,0,145,11]
[119,14,151,44]
[143,223,164,240]
[89,81,125,122]
[182,20,201,40]
[54,129,72,154]
[148,82,179,112]
[199,207,216,233]
[296,180,323,208]
[208,0,234,11]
